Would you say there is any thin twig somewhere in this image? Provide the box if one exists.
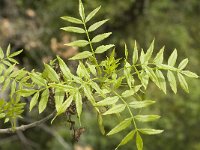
[0,111,56,134]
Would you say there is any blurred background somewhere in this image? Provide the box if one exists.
[0,0,200,150]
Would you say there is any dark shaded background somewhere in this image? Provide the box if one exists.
[0,0,200,150]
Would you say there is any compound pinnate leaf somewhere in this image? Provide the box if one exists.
[107,118,132,136]
[85,6,101,23]
[91,32,112,43]
[61,16,82,24]
[103,104,126,115]
[88,19,109,32]
[69,51,92,60]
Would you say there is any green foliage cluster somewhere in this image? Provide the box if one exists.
[0,0,199,149]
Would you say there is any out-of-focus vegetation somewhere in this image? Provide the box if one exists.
[0,0,199,150]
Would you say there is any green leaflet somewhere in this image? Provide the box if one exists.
[167,70,177,93]
[39,89,49,113]
[17,89,36,97]
[129,100,156,109]
[85,6,101,23]
[155,69,167,94]
[77,61,90,79]
[140,70,149,89]
[121,85,142,98]
[75,90,82,121]
[135,115,160,122]
[0,76,4,83]
[144,40,154,63]
[30,72,46,86]
[124,44,128,59]
[57,56,73,79]
[107,118,132,136]
[181,70,199,78]
[43,64,59,82]
[57,95,73,116]
[177,72,189,93]
[86,62,97,76]
[95,96,119,106]
[69,51,92,60]
[49,83,73,91]
[103,104,126,115]
[65,40,89,47]
[61,16,82,24]
[140,49,145,64]
[132,41,138,65]
[178,58,188,70]
[9,50,23,58]
[83,84,95,104]
[29,92,39,111]
[0,47,4,59]
[61,27,85,34]
[154,46,164,65]
[79,0,85,20]
[168,49,177,67]
[88,19,109,32]
[136,132,143,150]
[139,129,164,135]
[97,112,105,135]
[54,89,65,111]
[95,44,115,54]
[91,32,112,43]
[116,130,136,149]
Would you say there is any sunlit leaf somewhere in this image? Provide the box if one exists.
[129,100,155,109]
[75,91,82,120]
[132,41,138,65]
[43,64,59,82]
[85,6,101,23]
[39,89,49,113]
[65,40,89,47]
[136,132,143,150]
[144,40,154,63]
[168,49,177,66]
[139,129,164,135]
[181,70,199,78]
[91,32,112,43]
[154,46,164,65]
[57,95,73,116]
[97,113,105,135]
[30,92,39,111]
[79,0,85,20]
[167,71,177,94]
[60,16,82,24]
[177,73,189,93]
[107,118,132,136]
[135,115,160,122]
[95,44,115,54]
[54,89,65,111]
[17,89,36,97]
[88,19,109,32]
[69,51,92,60]
[95,96,119,106]
[103,104,126,115]
[57,56,73,79]
[61,26,85,33]
[116,130,136,149]
[178,58,188,70]
[30,72,46,86]
[155,69,166,94]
